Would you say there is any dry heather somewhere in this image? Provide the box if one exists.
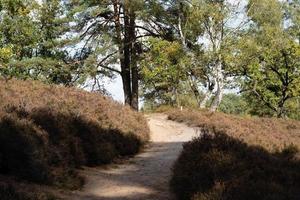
[167,109,300,151]
[0,177,58,200]
[168,109,300,200]
[0,79,149,139]
[171,131,300,200]
[0,78,149,199]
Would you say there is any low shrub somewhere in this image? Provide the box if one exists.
[0,180,58,200]
[0,79,149,192]
[167,109,300,151]
[0,113,49,183]
[171,129,300,200]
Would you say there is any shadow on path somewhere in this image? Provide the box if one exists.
[59,114,199,200]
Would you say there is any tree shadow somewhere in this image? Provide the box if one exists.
[0,105,147,195]
[60,141,185,200]
[170,132,300,200]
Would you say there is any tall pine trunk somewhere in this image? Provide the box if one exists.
[113,1,132,106]
[123,6,133,106]
[129,11,139,111]
[113,1,139,110]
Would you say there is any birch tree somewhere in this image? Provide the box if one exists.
[192,0,249,111]
[171,0,249,111]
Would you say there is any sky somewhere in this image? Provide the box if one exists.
[104,75,124,103]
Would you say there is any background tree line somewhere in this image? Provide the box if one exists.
[0,0,299,119]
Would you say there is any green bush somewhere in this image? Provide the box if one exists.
[218,93,248,115]
[170,129,300,200]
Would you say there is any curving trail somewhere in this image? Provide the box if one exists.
[62,114,199,200]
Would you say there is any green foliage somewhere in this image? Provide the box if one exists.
[218,94,248,115]
[0,0,77,85]
[285,0,300,42]
[141,38,188,105]
[250,41,299,117]
[233,0,300,118]
[285,97,300,120]
[248,0,283,26]
[0,0,39,59]
[0,0,298,117]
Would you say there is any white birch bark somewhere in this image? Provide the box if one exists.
[210,60,224,111]
[199,90,213,108]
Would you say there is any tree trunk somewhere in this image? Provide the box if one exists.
[199,77,215,108]
[210,85,223,111]
[122,6,133,106]
[200,90,213,108]
[210,61,224,112]
[113,1,132,106]
[188,78,202,106]
[129,10,139,111]
[277,100,286,118]
[131,51,138,110]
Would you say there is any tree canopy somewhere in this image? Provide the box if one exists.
[0,0,299,118]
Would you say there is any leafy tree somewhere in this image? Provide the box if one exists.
[67,0,173,110]
[167,0,249,111]
[0,0,39,59]
[0,0,299,118]
[239,41,300,117]
[140,38,187,106]
[34,0,75,85]
[0,0,75,85]
[235,0,300,118]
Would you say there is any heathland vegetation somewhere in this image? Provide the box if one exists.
[168,109,300,200]
[0,78,149,199]
[0,0,299,200]
[0,0,299,116]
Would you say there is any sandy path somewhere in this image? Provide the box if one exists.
[63,114,199,200]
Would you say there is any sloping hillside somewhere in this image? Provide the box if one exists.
[168,109,300,151]
[167,109,300,200]
[0,79,149,199]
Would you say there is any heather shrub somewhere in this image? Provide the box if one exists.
[170,129,300,200]
[30,107,142,166]
[0,181,58,200]
[0,113,49,183]
[167,109,300,151]
[0,183,25,200]
[0,79,149,143]
[0,78,149,192]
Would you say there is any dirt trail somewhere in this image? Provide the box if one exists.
[63,114,199,200]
